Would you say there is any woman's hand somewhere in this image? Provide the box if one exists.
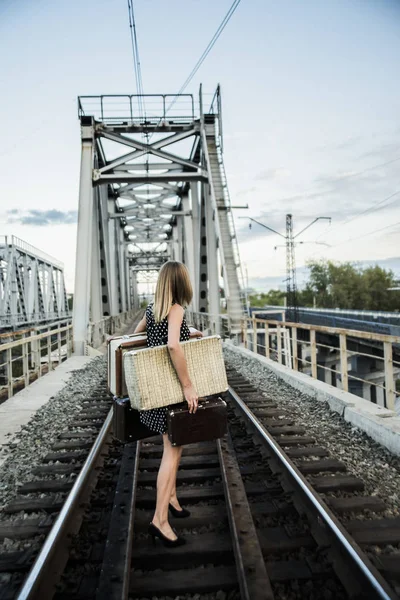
[184,384,198,414]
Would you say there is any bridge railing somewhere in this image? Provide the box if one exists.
[240,317,400,412]
[186,310,231,338]
[0,235,64,269]
[77,94,196,124]
[0,321,73,401]
[87,309,140,349]
[0,312,71,328]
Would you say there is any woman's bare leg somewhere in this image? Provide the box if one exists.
[152,434,182,540]
[169,445,183,510]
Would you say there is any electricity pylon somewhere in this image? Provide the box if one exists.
[239,215,331,322]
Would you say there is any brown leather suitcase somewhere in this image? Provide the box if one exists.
[166,396,227,446]
[112,397,159,443]
[108,334,148,397]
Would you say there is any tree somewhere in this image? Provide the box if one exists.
[305,260,400,311]
[249,289,285,307]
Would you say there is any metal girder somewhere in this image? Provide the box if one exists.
[97,128,198,174]
[117,182,180,196]
[72,89,246,352]
[99,130,199,171]
[0,236,69,329]
[113,162,183,171]
[94,172,207,184]
[102,123,196,133]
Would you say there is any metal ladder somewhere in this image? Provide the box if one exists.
[204,117,247,329]
[215,137,248,314]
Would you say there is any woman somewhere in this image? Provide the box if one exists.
[133,260,200,548]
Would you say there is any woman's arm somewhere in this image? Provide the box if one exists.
[167,304,198,413]
[134,314,146,334]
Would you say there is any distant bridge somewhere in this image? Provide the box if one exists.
[251,306,400,338]
[0,236,70,331]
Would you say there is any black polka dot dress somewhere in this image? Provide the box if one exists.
[139,303,191,434]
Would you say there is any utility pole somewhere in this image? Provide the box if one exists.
[239,214,331,322]
[286,214,298,322]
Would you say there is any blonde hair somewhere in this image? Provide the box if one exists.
[153,261,193,322]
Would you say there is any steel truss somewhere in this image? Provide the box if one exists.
[0,236,69,329]
[73,88,245,353]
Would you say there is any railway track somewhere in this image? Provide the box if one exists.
[0,361,399,599]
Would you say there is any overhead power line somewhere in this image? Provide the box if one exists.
[330,220,400,249]
[340,189,400,227]
[166,0,242,114]
[314,188,400,245]
[319,155,400,186]
[127,0,145,118]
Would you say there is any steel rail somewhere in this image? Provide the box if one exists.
[228,386,396,600]
[217,433,273,600]
[16,409,114,600]
[96,440,141,599]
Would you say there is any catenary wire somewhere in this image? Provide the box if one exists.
[148,1,242,146]
[127,0,146,118]
[168,0,241,111]
[328,220,400,249]
[303,186,400,263]
[160,0,241,119]
[314,187,400,244]
[127,0,151,205]
[340,189,400,226]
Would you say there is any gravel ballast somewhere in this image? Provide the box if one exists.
[223,345,400,516]
[0,356,107,521]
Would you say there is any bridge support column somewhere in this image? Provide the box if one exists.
[118,228,127,314]
[131,272,139,310]
[108,200,119,317]
[205,184,220,333]
[73,119,94,355]
[90,193,102,330]
[182,193,196,309]
[190,183,200,312]
[198,192,208,314]
[125,259,132,311]
[172,222,182,262]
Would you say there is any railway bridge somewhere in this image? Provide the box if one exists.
[0,90,400,600]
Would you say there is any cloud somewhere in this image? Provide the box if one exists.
[224,132,251,141]
[357,256,400,274]
[256,167,291,181]
[334,136,363,150]
[313,168,386,189]
[236,186,257,197]
[358,142,400,162]
[7,209,78,226]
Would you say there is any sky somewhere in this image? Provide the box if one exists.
[1,0,399,293]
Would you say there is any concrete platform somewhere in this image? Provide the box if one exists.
[0,356,94,466]
[225,342,400,457]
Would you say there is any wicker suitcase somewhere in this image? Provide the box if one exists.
[112,397,159,443]
[124,335,228,411]
[108,328,203,397]
[166,397,227,446]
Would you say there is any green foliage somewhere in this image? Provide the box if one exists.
[251,260,400,312]
[249,289,285,307]
[305,260,400,311]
